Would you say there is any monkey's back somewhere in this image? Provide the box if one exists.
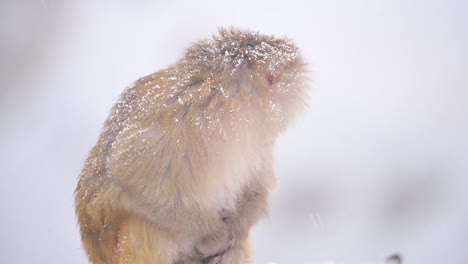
[75,65,264,242]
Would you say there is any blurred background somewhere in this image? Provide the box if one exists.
[1,0,467,263]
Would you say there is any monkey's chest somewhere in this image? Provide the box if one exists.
[199,147,266,213]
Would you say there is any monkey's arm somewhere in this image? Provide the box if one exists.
[203,145,276,264]
[192,143,276,264]
[231,143,276,240]
[203,177,273,264]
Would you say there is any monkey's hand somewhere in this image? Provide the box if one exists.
[194,229,234,260]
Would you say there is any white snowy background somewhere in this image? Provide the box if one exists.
[1,0,467,263]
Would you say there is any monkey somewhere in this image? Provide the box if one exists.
[75,28,309,264]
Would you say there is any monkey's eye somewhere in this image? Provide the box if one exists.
[266,73,274,85]
[265,72,282,85]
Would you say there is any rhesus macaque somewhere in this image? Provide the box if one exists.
[75,28,309,264]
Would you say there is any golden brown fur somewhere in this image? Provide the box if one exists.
[75,28,309,264]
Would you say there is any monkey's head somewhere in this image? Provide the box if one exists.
[177,28,309,138]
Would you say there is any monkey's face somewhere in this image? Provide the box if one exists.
[178,28,309,136]
[240,40,308,135]
[210,30,309,135]
[250,60,308,135]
